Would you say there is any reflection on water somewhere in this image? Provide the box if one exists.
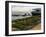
[12,16,31,20]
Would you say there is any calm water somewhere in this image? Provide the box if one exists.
[12,16,31,20]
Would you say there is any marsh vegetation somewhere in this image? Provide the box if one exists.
[12,16,41,31]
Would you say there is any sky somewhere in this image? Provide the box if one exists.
[11,5,41,15]
[12,6,41,12]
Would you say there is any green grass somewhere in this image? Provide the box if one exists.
[12,16,41,30]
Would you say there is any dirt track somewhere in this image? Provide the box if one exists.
[32,24,41,30]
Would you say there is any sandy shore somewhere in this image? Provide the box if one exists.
[32,23,41,30]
